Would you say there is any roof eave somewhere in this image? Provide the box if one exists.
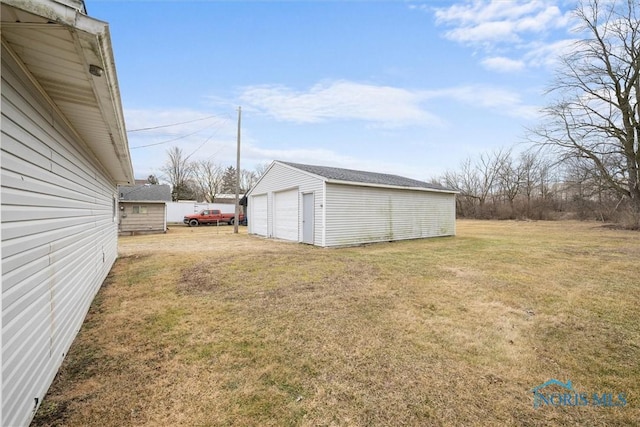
[324,179,459,194]
[1,0,134,185]
[91,23,134,184]
[119,200,168,204]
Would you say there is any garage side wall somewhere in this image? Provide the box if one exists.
[248,163,323,244]
[324,184,456,247]
[2,46,119,426]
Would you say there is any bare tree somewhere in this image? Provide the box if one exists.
[193,160,224,202]
[519,151,541,216]
[239,169,258,193]
[443,158,481,217]
[495,149,523,216]
[442,169,466,216]
[160,146,195,201]
[442,148,564,219]
[531,0,640,226]
[254,162,270,178]
[475,150,504,217]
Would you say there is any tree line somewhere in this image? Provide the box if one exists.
[438,147,636,226]
[153,146,268,203]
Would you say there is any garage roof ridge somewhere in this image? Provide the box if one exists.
[276,160,455,193]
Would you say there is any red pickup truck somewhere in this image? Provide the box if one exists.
[183,209,244,227]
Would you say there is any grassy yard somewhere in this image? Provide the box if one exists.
[33,220,639,426]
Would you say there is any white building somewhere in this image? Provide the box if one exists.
[247,161,457,247]
[1,0,133,425]
[166,201,239,223]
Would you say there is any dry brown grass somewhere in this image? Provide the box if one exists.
[32,221,640,426]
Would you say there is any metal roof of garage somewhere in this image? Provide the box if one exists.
[278,161,456,193]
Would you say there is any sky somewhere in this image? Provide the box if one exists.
[88,0,580,182]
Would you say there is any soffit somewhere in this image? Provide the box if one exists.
[1,1,133,184]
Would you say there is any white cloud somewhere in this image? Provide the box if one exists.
[239,79,538,125]
[524,38,578,68]
[244,145,353,168]
[431,0,576,72]
[481,56,526,72]
[435,0,546,24]
[434,0,569,44]
[444,20,520,44]
[238,80,444,128]
[123,81,540,179]
[424,85,540,120]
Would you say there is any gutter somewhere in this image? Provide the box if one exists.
[324,179,459,194]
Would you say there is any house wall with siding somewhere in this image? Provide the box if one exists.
[324,184,456,247]
[118,202,167,235]
[248,163,324,245]
[1,45,119,427]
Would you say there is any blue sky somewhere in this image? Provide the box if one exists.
[89,0,579,182]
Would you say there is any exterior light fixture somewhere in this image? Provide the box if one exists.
[89,64,103,77]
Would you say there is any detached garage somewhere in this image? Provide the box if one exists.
[247,161,457,247]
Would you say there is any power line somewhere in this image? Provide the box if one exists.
[127,114,223,132]
[186,132,221,160]
[129,117,230,149]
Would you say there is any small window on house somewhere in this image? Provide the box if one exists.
[132,205,148,214]
[112,196,117,221]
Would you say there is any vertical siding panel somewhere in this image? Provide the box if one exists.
[1,46,119,426]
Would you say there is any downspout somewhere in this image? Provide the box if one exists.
[164,202,168,233]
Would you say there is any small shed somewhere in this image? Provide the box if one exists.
[118,184,171,235]
[247,161,457,247]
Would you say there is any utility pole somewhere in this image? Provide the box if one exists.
[234,106,241,234]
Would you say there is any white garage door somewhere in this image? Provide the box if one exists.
[250,194,268,236]
[274,188,299,241]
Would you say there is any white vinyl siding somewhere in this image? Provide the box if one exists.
[247,161,456,247]
[2,45,119,427]
[273,189,299,241]
[248,163,323,244]
[324,184,456,247]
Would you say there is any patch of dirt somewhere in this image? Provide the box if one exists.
[118,253,154,261]
[178,261,217,294]
[176,254,381,299]
[31,400,70,426]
